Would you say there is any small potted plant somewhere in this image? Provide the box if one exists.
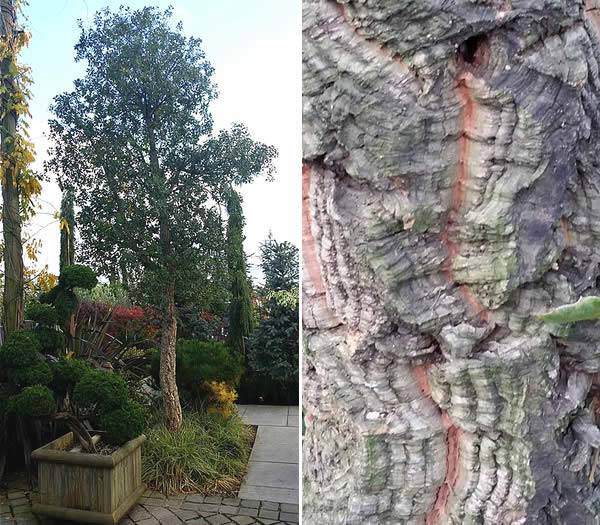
[26,359,148,524]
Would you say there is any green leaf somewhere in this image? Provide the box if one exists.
[538,296,600,323]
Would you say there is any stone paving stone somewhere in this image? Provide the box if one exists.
[186,494,205,503]
[206,515,231,525]
[186,519,210,525]
[157,516,182,525]
[119,519,135,525]
[129,506,153,521]
[237,507,258,517]
[279,504,298,514]
[221,498,240,506]
[171,508,199,521]
[258,509,278,520]
[278,512,298,523]
[140,497,168,507]
[240,500,260,509]
[203,496,222,505]
[259,501,279,511]
[218,505,238,514]
[183,503,220,513]
[229,516,257,525]
[146,506,181,522]
[137,518,160,525]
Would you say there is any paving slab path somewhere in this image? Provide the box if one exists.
[0,488,299,525]
[237,405,299,506]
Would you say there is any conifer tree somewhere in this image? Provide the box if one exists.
[226,190,253,354]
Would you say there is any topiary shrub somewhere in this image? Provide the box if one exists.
[59,264,98,290]
[32,326,66,354]
[73,369,129,415]
[0,330,41,368]
[97,400,147,445]
[51,358,92,395]
[38,286,60,305]
[9,361,53,388]
[9,385,56,418]
[26,303,58,326]
[53,289,79,324]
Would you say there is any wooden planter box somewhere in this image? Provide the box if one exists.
[31,432,147,524]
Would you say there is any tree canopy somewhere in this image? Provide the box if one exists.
[46,5,277,430]
[259,234,299,291]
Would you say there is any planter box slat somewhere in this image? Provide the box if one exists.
[32,432,146,524]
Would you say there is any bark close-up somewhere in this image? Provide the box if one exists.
[303,1,600,523]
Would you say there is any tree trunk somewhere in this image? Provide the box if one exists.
[159,278,182,432]
[1,0,23,336]
[146,118,183,432]
[303,1,600,523]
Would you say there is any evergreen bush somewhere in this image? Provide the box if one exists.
[73,369,129,415]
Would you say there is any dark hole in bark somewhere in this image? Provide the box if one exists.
[458,34,489,66]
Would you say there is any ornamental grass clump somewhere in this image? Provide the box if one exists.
[142,412,254,495]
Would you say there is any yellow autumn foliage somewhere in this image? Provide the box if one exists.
[206,381,238,418]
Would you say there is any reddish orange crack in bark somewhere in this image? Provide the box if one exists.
[427,418,462,525]
[585,0,600,35]
[414,363,433,398]
[303,163,327,296]
[441,73,491,322]
[413,365,462,525]
[302,163,340,328]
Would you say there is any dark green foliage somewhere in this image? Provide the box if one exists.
[38,286,60,305]
[0,330,41,368]
[39,265,97,327]
[50,358,92,395]
[98,400,147,445]
[151,339,243,399]
[177,307,223,341]
[25,303,58,326]
[9,362,52,388]
[53,289,78,323]
[248,291,299,386]
[73,369,129,415]
[9,386,56,418]
[32,326,66,354]
[59,264,98,290]
[228,270,253,354]
[259,234,299,291]
[238,370,299,405]
[226,191,254,354]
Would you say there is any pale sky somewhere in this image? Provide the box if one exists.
[21,0,301,282]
